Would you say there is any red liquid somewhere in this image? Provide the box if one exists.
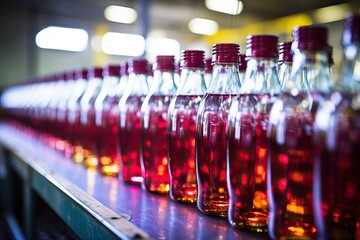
[227,93,271,231]
[118,96,144,184]
[196,93,236,217]
[140,95,171,193]
[167,95,203,203]
[316,93,360,239]
[67,107,83,162]
[268,92,316,239]
[80,99,98,168]
[56,107,69,153]
[96,96,121,176]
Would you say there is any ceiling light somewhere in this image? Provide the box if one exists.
[102,32,145,56]
[146,38,180,60]
[205,0,243,15]
[35,26,88,52]
[313,3,351,24]
[104,5,137,24]
[188,18,219,35]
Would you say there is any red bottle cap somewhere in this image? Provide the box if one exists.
[88,66,103,79]
[181,50,205,68]
[205,58,212,73]
[239,54,247,71]
[212,43,240,63]
[153,55,175,71]
[56,72,66,81]
[120,62,129,76]
[279,41,293,63]
[246,34,278,58]
[76,68,88,80]
[65,70,77,80]
[128,58,148,74]
[291,25,329,52]
[147,63,154,77]
[104,65,120,77]
[342,14,360,46]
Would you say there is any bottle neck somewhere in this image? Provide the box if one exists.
[279,61,293,89]
[285,50,332,94]
[100,76,120,97]
[176,67,207,95]
[337,43,360,93]
[208,63,241,94]
[149,70,177,96]
[83,77,102,101]
[241,57,281,95]
[117,75,128,96]
[125,72,149,96]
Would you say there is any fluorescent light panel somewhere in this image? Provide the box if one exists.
[104,5,137,24]
[188,18,219,35]
[146,38,180,59]
[102,32,145,56]
[35,26,88,52]
[205,0,243,15]
[313,3,351,23]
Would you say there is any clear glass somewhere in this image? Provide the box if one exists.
[79,74,102,168]
[56,76,76,153]
[204,71,212,89]
[267,50,331,239]
[196,62,241,217]
[227,57,280,231]
[94,75,121,176]
[279,61,292,89]
[66,74,88,162]
[314,42,360,240]
[45,74,66,148]
[167,66,207,203]
[140,68,176,193]
[119,71,149,184]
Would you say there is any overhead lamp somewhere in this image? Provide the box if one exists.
[35,26,88,52]
[188,18,219,35]
[102,32,145,56]
[205,0,243,15]
[313,3,351,24]
[146,37,180,60]
[104,5,137,24]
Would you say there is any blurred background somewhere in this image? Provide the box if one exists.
[1,0,359,88]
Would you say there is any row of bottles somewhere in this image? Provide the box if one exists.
[1,15,359,239]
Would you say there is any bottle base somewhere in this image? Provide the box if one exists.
[198,200,228,217]
[170,196,197,204]
[143,183,170,194]
[229,212,268,232]
[100,164,120,177]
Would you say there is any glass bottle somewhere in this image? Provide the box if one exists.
[118,58,149,184]
[140,55,176,194]
[80,67,103,168]
[227,35,280,231]
[267,25,330,239]
[167,50,207,203]
[94,65,121,176]
[278,41,293,89]
[196,43,242,217]
[204,57,213,89]
[67,69,88,162]
[314,14,360,240]
[46,73,67,148]
[238,54,247,84]
[56,70,76,154]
